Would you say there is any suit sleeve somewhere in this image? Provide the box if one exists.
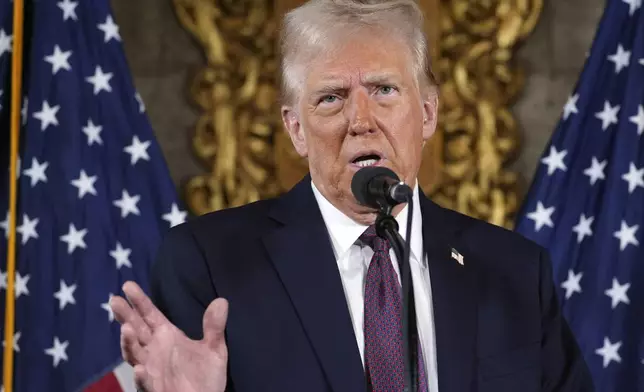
[149,224,237,392]
[150,224,216,340]
[539,249,595,391]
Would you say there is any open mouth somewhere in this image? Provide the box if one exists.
[351,154,382,168]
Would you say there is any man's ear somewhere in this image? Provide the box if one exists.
[281,106,308,157]
[421,90,439,141]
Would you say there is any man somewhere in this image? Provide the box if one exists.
[110,0,595,391]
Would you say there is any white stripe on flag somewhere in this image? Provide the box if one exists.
[113,362,137,392]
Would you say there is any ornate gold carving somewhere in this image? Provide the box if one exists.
[173,0,281,215]
[175,0,542,229]
[432,0,543,228]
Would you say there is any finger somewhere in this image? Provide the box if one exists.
[121,323,147,365]
[203,298,229,351]
[111,295,153,345]
[110,295,134,325]
[123,282,168,331]
[134,364,154,392]
[123,281,169,331]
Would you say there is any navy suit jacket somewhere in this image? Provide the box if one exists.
[150,176,594,392]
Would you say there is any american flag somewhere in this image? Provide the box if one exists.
[515,1,644,390]
[0,0,185,391]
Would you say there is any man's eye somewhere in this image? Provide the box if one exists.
[321,95,338,104]
[378,86,395,95]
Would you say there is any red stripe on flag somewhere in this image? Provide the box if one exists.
[84,372,124,392]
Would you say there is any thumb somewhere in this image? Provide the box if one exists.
[203,297,229,350]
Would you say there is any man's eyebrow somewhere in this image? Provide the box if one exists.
[310,80,348,95]
[309,72,402,96]
[362,72,402,85]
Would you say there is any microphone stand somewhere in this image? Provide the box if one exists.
[374,197,418,392]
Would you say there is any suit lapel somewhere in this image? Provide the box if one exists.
[420,194,478,392]
[262,178,366,392]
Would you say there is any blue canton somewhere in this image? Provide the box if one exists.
[0,0,185,390]
[515,1,644,390]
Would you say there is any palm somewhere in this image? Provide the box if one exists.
[111,282,229,392]
[146,324,227,392]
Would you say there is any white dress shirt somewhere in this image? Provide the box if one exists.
[311,181,439,392]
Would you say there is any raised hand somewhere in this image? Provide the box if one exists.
[110,281,229,392]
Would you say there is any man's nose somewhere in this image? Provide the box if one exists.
[346,90,376,136]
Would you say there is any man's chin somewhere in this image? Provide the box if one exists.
[344,194,379,215]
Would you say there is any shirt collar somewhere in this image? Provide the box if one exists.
[311,180,425,268]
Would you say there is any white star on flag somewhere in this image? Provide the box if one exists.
[605,278,630,309]
[640,58,644,67]
[33,100,61,131]
[113,190,141,218]
[45,337,69,368]
[0,29,12,57]
[44,45,72,74]
[622,0,642,15]
[527,201,555,232]
[613,220,639,251]
[124,136,151,165]
[595,338,622,368]
[607,44,631,74]
[60,224,88,255]
[16,214,39,245]
[563,94,579,120]
[572,214,594,243]
[135,92,146,113]
[0,212,9,239]
[71,170,98,199]
[101,294,116,322]
[163,203,187,228]
[561,270,583,300]
[594,100,621,131]
[54,280,77,310]
[15,272,30,299]
[541,146,567,175]
[23,158,49,187]
[82,118,103,146]
[0,269,7,289]
[97,15,121,42]
[86,66,113,95]
[621,163,644,193]
[583,157,607,185]
[629,105,644,135]
[110,242,132,269]
[57,0,78,21]
[2,331,21,353]
[21,97,28,125]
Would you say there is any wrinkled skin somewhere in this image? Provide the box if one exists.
[111,29,438,392]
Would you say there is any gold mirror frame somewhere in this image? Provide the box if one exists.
[173,0,543,229]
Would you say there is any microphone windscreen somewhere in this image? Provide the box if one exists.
[351,166,399,207]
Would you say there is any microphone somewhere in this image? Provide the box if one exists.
[351,166,419,392]
[351,166,412,210]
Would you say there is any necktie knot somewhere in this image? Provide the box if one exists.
[359,225,391,253]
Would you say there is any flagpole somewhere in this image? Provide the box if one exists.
[3,0,25,390]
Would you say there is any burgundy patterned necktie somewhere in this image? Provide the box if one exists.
[361,225,428,392]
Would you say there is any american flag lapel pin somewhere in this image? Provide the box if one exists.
[451,248,464,266]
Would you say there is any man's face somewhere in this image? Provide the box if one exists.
[282,31,438,222]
